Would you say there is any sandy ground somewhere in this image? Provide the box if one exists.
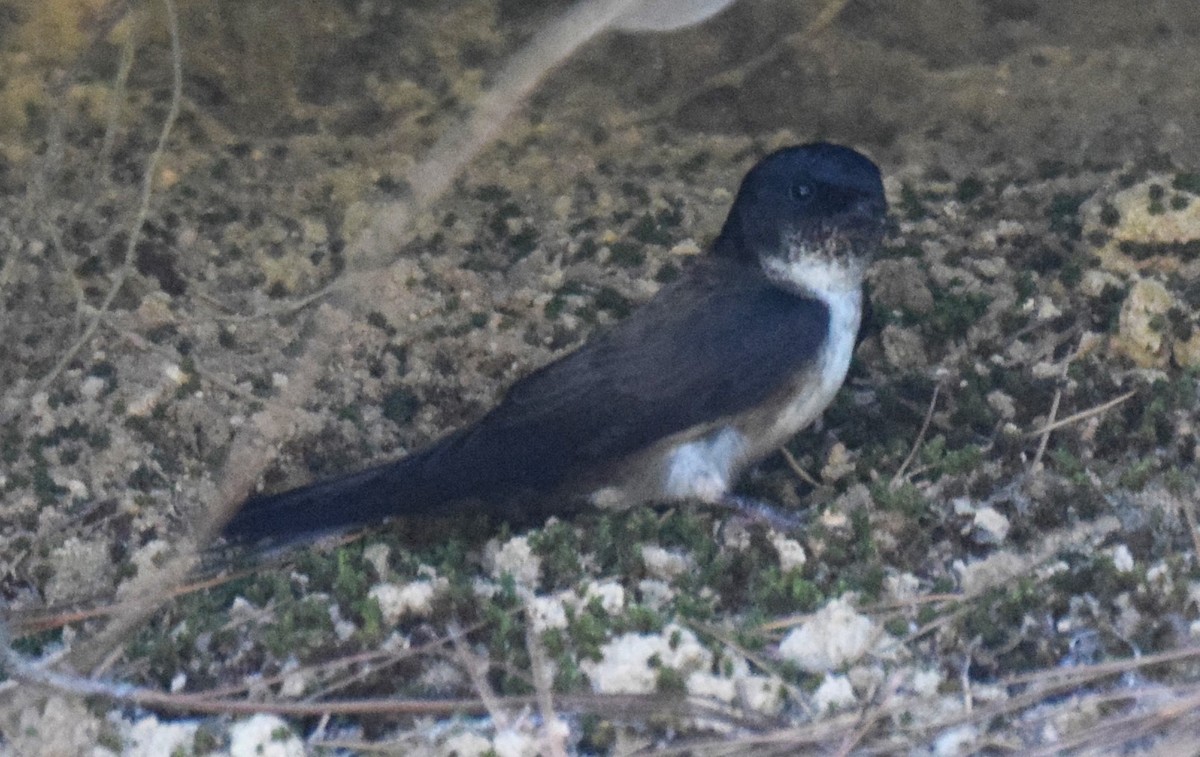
[2,0,1200,753]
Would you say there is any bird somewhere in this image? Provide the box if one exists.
[222,143,887,543]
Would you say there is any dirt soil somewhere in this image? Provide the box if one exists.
[2,0,1200,754]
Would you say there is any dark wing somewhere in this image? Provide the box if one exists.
[440,257,831,491]
[224,259,833,541]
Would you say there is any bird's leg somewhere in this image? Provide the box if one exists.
[712,494,806,531]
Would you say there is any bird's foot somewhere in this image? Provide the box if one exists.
[713,495,805,531]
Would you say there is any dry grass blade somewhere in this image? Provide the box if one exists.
[1024,389,1137,438]
[1180,491,1200,563]
[5,568,259,637]
[779,446,820,487]
[891,384,940,488]
[1029,385,1061,470]
[36,0,182,396]
[449,621,509,729]
[524,599,568,757]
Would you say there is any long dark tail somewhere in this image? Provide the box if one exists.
[222,437,477,543]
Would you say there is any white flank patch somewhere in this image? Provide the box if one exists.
[663,426,747,501]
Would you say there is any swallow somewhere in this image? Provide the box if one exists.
[223,143,887,543]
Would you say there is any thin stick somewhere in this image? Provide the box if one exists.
[1023,389,1137,438]
[833,673,901,757]
[4,648,703,718]
[524,601,568,757]
[1179,496,1200,576]
[36,0,183,395]
[1029,386,1061,470]
[57,0,191,675]
[449,622,508,729]
[779,446,820,487]
[891,384,940,488]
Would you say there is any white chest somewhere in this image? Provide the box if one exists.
[764,287,860,447]
[657,285,862,503]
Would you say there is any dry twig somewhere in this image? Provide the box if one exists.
[36,0,182,395]
[891,384,940,488]
[779,446,820,487]
[1024,389,1136,439]
[1029,385,1062,471]
[524,599,568,757]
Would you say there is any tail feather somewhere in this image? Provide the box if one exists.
[222,439,475,543]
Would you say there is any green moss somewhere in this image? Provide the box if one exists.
[332,548,369,604]
[899,183,928,221]
[1098,201,1121,227]
[10,627,63,657]
[363,311,386,331]
[1046,192,1087,237]
[680,151,711,175]
[609,241,645,268]
[621,604,665,634]
[529,520,584,589]
[882,243,924,259]
[474,184,509,202]
[1,424,21,464]
[655,666,687,694]
[1037,160,1067,180]
[619,180,651,205]
[884,617,910,637]
[1050,551,1139,598]
[630,212,672,245]
[655,262,681,283]
[507,226,539,258]
[921,436,984,478]
[928,289,990,339]
[1117,239,1200,262]
[570,609,610,662]
[125,463,160,493]
[1118,458,1157,490]
[594,286,632,318]
[1048,447,1088,486]
[336,403,362,424]
[1013,271,1036,302]
[955,177,985,203]
[1173,172,1200,195]
[382,388,419,425]
[872,482,929,519]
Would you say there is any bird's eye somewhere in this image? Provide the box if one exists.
[789,181,813,201]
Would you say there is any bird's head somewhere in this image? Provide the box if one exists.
[714,143,887,298]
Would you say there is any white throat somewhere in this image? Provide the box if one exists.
[760,254,863,303]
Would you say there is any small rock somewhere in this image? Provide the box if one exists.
[881,324,928,370]
[770,532,808,572]
[778,597,877,673]
[228,714,304,757]
[486,535,541,588]
[1173,329,1200,369]
[1083,175,1200,274]
[1112,278,1173,367]
[641,544,693,580]
[820,441,855,482]
[971,506,1011,545]
[813,674,857,712]
[870,258,934,313]
[986,390,1016,420]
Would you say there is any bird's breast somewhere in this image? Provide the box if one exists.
[761,286,861,450]
[586,287,861,509]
